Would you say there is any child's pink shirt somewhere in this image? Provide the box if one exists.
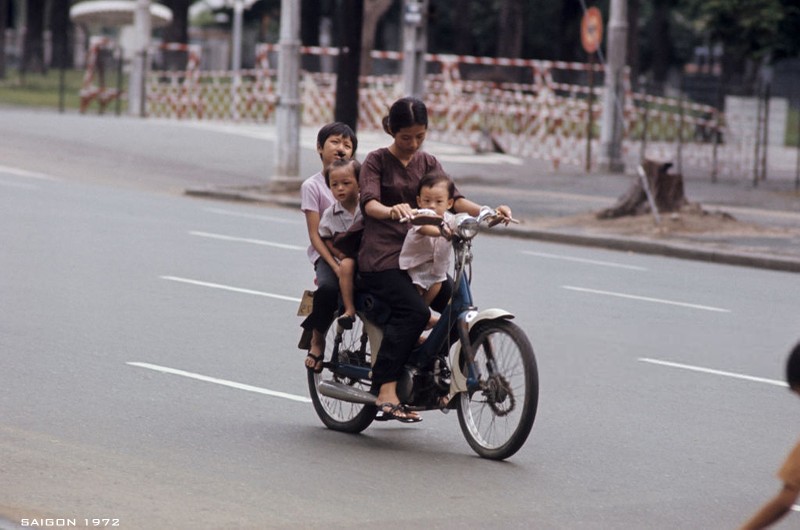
[300,171,335,264]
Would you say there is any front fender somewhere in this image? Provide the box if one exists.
[450,309,514,394]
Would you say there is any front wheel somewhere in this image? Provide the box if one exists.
[307,318,376,433]
[457,319,539,460]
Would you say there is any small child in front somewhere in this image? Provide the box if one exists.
[399,172,455,325]
[317,158,361,334]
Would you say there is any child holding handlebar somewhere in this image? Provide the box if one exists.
[399,172,455,328]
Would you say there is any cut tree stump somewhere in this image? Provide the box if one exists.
[597,159,688,219]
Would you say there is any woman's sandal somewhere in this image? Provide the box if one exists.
[305,352,324,374]
[374,402,422,423]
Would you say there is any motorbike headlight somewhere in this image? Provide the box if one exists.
[455,214,479,240]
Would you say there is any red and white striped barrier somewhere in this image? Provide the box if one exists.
[80,36,123,114]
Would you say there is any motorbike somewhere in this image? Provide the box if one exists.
[306,207,539,460]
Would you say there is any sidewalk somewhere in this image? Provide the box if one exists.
[186,125,800,273]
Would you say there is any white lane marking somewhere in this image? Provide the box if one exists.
[562,285,731,313]
[638,358,787,387]
[204,207,302,225]
[793,505,800,512]
[189,231,305,250]
[127,362,311,403]
[0,164,61,181]
[522,250,648,271]
[0,179,39,190]
[160,276,301,303]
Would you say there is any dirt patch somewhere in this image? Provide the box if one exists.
[528,203,800,239]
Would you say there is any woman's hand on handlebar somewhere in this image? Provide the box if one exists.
[388,203,415,222]
[495,204,513,222]
[480,204,519,227]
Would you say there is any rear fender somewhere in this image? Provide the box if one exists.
[359,315,383,368]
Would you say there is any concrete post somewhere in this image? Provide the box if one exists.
[271,0,301,191]
[128,0,151,117]
[402,0,428,98]
[598,0,627,173]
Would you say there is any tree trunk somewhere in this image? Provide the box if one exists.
[452,0,471,55]
[22,0,46,74]
[301,0,321,45]
[301,0,321,70]
[334,0,363,131]
[360,0,392,76]
[650,0,672,89]
[597,159,688,219]
[0,0,8,78]
[163,0,191,70]
[496,0,523,59]
[556,0,582,62]
[163,0,190,43]
[49,0,72,69]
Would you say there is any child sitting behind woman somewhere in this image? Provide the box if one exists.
[398,172,456,327]
[317,158,361,337]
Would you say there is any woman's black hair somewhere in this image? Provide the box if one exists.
[324,158,361,188]
[382,97,428,136]
[786,341,800,387]
[417,171,454,198]
[316,122,358,156]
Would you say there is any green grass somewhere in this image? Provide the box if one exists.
[788,107,799,148]
[0,67,127,113]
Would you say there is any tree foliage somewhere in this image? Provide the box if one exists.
[679,0,784,61]
[10,0,798,88]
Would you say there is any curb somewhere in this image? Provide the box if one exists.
[497,226,800,274]
[185,186,800,274]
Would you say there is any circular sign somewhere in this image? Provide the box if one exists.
[580,7,603,54]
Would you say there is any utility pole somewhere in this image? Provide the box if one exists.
[598,0,627,173]
[402,0,428,98]
[128,0,151,117]
[271,0,301,191]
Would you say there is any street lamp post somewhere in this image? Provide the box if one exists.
[598,0,627,173]
[230,0,244,121]
[271,0,301,191]
[128,0,152,117]
[402,0,428,98]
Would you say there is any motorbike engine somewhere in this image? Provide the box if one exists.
[397,356,451,407]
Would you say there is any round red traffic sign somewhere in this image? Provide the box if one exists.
[581,7,603,54]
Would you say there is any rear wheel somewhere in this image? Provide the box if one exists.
[307,318,376,433]
[457,319,538,460]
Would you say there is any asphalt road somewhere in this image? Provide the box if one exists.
[0,108,613,222]
[2,109,800,529]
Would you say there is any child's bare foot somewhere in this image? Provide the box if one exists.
[426,314,439,330]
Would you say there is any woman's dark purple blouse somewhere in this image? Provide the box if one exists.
[358,147,463,272]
